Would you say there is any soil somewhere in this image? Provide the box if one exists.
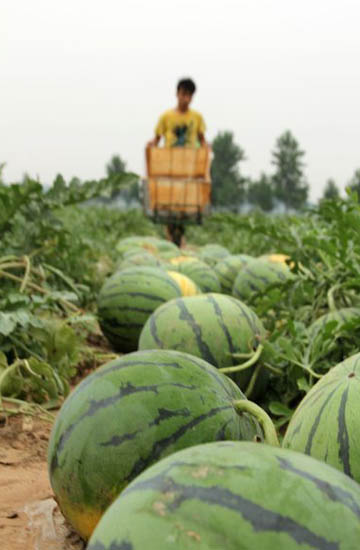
[0,414,85,550]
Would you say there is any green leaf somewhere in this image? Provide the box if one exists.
[0,313,16,336]
[269,401,293,417]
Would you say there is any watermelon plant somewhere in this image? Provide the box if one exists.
[47,349,274,539]
[88,440,360,550]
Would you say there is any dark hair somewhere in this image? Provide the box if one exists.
[177,78,196,95]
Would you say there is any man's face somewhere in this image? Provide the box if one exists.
[177,88,193,110]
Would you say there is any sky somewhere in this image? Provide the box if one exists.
[2,0,360,201]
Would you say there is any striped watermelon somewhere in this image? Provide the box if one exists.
[283,352,360,482]
[308,307,360,340]
[88,440,360,550]
[175,260,221,293]
[97,267,182,352]
[199,244,230,266]
[138,293,267,395]
[116,251,164,272]
[48,350,264,540]
[116,236,179,257]
[232,258,294,301]
[169,255,199,265]
[214,254,254,294]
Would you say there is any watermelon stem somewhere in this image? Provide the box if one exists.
[327,284,340,312]
[244,364,261,397]
[233,399,280,447]
[220,345,263,374]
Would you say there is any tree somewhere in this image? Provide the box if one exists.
[322,178,340,200]
[0,162,5,183]
[210,132,246,209]
[106,155,126,177]
[247,173,274,212]
[271,130,308,210]
[105,154,139,204]
[347,169,360,201]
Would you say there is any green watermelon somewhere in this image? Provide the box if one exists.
[97,267,182,352]
[116,236,179,257]
[176,260,221,293]
[199,244,230,266]
[88,440,360,550]
[138,293,267,394]
[232,258,294,301]
[214,254,254,294]
[48,350,264,540]
[283,352,360,483]
[308,307,360,340]
[116,251,164,272]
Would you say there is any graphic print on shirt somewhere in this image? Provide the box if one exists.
[173,121,194,146]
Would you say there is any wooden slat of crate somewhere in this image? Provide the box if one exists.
[147,147,209,178]
[148,178,211,213]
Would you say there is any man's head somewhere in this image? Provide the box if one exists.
[176,78,196,111]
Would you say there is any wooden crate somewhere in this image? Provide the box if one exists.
[147,178,211,214]
[146,147,210,179]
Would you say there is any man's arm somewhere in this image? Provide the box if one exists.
[198,132,206,147]
[147,135,161,147]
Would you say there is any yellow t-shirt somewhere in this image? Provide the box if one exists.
[155,109,206,147]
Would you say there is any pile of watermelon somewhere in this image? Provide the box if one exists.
[47,234,360,549]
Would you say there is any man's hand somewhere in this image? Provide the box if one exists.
[147,136,161,148]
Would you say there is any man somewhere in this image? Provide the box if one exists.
[148,78,207,246]
[148,78,206,147]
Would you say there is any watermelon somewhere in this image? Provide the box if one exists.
[308,307,360,340]
[176,260,221,293]
[199,244,230,266]
[283,352,360,483]
[232,258,294,301]
[88,440,360,550]
[169,255,199,265]
[166,271,199,296]
[48,349,265,540]
[116,236,179,257]
[138,293,267,394]
[214,254,254,294]
[116,251,164,272]
[116,236,159,256]
[97,267,182,352]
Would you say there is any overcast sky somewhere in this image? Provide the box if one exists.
[2,0,360,200]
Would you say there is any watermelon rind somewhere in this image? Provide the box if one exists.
[232,258,294,301]
[88,440,360,550]
[199,244,230,266]
[176,260,221,293]
[97,266,182,352]
[138,293,267,393]
[283,352,360,483]
[308,307,360,340]
[214,254,254,294]
[48,350,263,540]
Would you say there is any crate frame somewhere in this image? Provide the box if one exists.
[143,146,212,225]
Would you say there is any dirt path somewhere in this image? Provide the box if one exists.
[0,415,84,550]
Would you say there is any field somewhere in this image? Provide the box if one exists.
[1,176,360,548]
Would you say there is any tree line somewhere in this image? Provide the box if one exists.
[210,130,360,211]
